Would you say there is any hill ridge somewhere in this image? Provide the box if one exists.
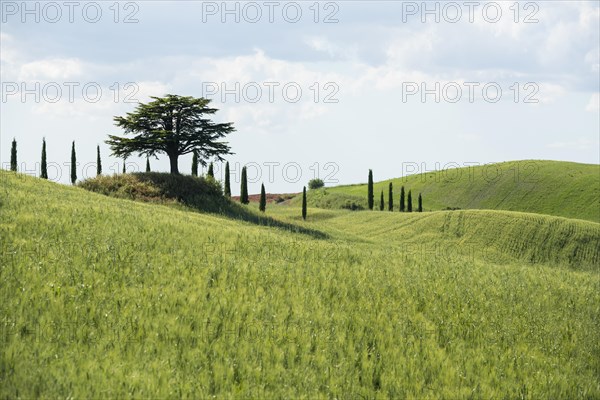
[298,160,600,222]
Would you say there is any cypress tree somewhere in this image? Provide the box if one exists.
[367,169,374,210]
[70,141,77,184]
[259,183,266,212]
[407,190,413,212]
[96,145,102,176]
[379,190,384,211]
[400,186,405,212]
[191,152,198,176]
[302,186,307,220]
[224,161,231,198]
[207,162,214,178]
[146,157,151,172]
[388,182,393,211]
[418,193,423,212]
[41,138,48,179]
[10,138,17,171]
[240,166,249,204]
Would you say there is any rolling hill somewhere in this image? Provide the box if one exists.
[297,160,600,222]
[267,206,600,271]
[1,170,599,398]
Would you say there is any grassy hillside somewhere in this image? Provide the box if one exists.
[1,170,599,398]
[298,161,600,222]
[267,206,600,271]
[78,173,326,238]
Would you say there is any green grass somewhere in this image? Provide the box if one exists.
[297,160,600,222]
[266,205,600,272]
[1,170,599,398]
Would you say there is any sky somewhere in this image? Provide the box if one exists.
[1,0,599,195]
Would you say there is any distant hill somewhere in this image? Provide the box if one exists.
[296,160,600,222]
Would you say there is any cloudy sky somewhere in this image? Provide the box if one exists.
[1,1,599,194]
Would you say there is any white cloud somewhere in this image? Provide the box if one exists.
[3,1,598,140]
[304,36,356,60]
[18,58,84,81]
[165,50,346,133]
[537,2,600,70]
[384,28,437,69]
[2,45,341,132]
[585,48,600,73]
[471,1,530,39]
[30,80,171,120]
[457,133,481,142]
[0,33,18,64]
[33,92,121,120]
[0,32,21,80]
[547,137,600,150]
[536,83,567,105]
[586,93,599,112]
[134,81,171,102]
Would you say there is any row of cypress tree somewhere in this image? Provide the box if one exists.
[241,170,307,220]
[191,153,238,200]
[10,138,153,184]
[368,169,423,212]
[11,138,80,184]
[12,138,250,209]
[239,166,270,215]
[191,153,216,179]
[10,139,418,219]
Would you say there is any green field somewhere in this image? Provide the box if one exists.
[296,161,600,223]
[1,169,599,398]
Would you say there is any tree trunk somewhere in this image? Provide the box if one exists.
[169,153,179,175]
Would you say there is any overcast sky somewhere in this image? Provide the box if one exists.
[1,1,599,194]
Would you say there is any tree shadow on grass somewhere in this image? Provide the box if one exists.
[80,172,329,240]
[214,201,328,239]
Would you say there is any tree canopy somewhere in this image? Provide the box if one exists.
[106,94,235,174]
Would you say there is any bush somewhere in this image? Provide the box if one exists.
[78,172,223,211]
[78,174,163,200]
[291,190,366,210]
[308,178,325,190]
[341,200,364,211]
